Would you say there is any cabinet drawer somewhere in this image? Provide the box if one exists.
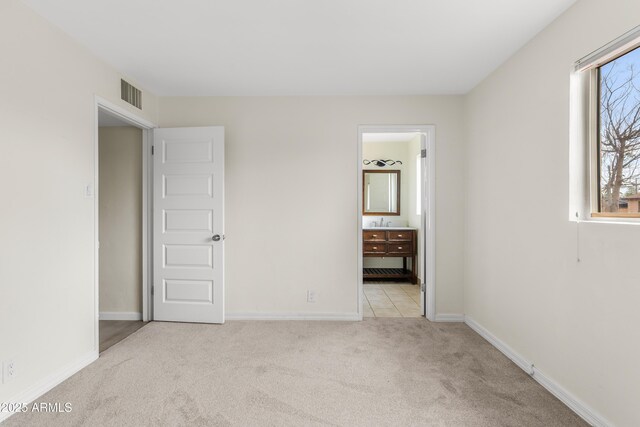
[388,231,412,241]
[364,243,386,254]
[363,230,386,241]
[387,243,412,254]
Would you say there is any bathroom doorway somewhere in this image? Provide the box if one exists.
[357,126,435,320]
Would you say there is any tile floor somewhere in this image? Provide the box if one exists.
[363,283,422,317]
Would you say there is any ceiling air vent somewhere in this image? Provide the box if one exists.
[121,79,142,109]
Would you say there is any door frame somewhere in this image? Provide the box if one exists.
[357,125,436,321]
[94,96,156,353]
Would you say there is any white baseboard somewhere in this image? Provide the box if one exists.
[532,367,610,427]
[99,312,142,321]
[464,316,534,374]
[434,313,465,322]
[0,350,98,423]
[225,312,361,321]
[464,315,611,427]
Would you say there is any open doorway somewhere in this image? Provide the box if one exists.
[358,126,436,320]
[97,110,145,351]
[95,98,155,353]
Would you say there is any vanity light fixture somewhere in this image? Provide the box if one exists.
[363,159,403,167]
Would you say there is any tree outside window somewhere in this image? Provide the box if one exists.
[599,47,640,213]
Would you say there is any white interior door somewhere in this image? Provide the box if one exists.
[153,126,224,323]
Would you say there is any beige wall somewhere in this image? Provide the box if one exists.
[0,0,157,405]
[464,0,640,425]
[99,127,143,314]
[159,96,466,316]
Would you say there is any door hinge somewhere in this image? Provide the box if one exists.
[151,145,155,155]
[421,282,426,292]
[421,149,427,158]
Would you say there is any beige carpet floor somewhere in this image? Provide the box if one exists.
[6,319,586,426]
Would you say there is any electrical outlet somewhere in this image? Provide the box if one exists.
[3,360,16,382]
[307,290,317,303]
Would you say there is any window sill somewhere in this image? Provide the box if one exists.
[575,213,640,226]
[591,212,640,219]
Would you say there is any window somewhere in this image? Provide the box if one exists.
[597,47,640,216]
[573,25,640,219]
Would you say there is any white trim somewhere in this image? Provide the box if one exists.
[464,316,533,374]
[574,24,640,72]
[225,312,361,321]
[357,125,436,321]
[464,315,611,427]
[578,217,640,226]
[94,96,156,354]
[424,128,436,321]
[532,368,610,427]
[145,129,155,320]
[141,129,151,321]
[93,100,100,354]
[95,96,156,129]
[356,128,364,321]
[568,69,590,222]
[99,312,143,321]
[434,313,464,322]
[0,351,98,423]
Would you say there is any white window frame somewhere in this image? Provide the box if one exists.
[570,25,640,223]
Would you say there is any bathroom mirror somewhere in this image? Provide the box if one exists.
[363,170,400,215]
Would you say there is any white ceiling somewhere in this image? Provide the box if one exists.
[22,0,575,96]
[363,133,420,143]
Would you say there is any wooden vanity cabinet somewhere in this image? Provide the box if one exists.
[363,229,417,283]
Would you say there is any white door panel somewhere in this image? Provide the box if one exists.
[153,127,224,323]
[163,209,213,233]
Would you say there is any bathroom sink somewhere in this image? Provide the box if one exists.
[364,226,416,230]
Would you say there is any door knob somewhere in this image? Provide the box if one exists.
[212,234,221,241]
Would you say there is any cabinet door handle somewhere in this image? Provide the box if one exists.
[372,234,377,237]
[398,234,403,237]
[398,246,403,250]
[372,246,378,249]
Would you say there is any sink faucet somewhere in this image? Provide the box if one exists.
[380,217,385,227]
